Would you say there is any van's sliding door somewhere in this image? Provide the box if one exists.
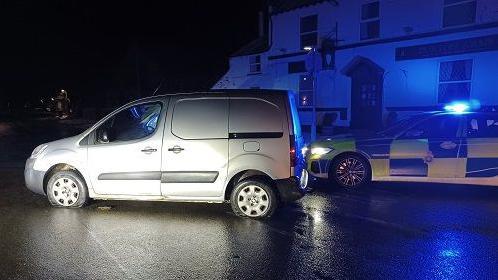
[161,95,229,200]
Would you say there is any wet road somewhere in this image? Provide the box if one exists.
[1,117,498,279]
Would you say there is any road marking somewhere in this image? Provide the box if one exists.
[78,220,135,280]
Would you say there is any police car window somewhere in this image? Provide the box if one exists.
[467,114,498,138]
[402,115,460,139]
[377,114,432,137]
[96,102,162,143]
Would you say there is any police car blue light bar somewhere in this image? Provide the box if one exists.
[444,102,470,113]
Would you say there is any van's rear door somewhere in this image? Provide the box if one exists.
[287,92,305,178]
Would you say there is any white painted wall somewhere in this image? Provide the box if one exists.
[214,0,498,127]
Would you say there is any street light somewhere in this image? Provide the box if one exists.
[304,46,318,141]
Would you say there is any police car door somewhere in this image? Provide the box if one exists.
[461,113,498,181]
[390,114,463,179]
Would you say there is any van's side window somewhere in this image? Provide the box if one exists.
[172,98,228,139]
[96,102,162,143]
[229,98,283,135]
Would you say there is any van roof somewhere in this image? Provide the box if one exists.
[131,89,291,103]
[163,89,289,97]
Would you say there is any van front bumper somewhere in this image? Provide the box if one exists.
[275,175,306,203]
[24,158,46,195]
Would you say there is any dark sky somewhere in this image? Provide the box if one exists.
[0,0,265,104]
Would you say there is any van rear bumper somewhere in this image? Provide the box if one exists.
[275,176,305,203]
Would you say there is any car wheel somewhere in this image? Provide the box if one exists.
[329,154,371,188]
[47,170,89,208]
[230,179,277,218]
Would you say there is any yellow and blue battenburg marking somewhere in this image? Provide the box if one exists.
[308,132,498,180]
[463,138,498,177]
[356,138,391,177]
[387,137,466,178]
[358,136,498,179]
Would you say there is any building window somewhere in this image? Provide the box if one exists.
[360,2,380,40]
[300,15,318,50]
[299,75,313,107]
[438,59,473,103]
[249,55,261,74]
[288,61,306,74]
[443,0,476,28]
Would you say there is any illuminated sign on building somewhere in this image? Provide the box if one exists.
[396,34,498,61]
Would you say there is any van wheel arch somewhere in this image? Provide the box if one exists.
[224,170,275,201]
[43,163,86,195]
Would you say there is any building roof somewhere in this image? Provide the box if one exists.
[270,0,337,14]
[230,37,269,57]
[231,0,338,57]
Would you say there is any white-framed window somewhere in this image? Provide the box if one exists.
[438,59,473,103]
[249,55,261,74]
[443,0,476,28]
[300,15,318,50]
[360,1,380,40]
[299,75,313,107]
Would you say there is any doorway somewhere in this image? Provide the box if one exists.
[342,56,384,130]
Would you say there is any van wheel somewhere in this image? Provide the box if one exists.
[47,170,89,208]
[329,154,371,188]
[230,179,277,218]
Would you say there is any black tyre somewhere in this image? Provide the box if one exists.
[230,179,277,218]
[46,170,89,208]
[329,154,371,188]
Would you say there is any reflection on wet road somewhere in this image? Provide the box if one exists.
[1,169,497,279]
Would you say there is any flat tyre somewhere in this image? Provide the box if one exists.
[230,179,277,218]
[47,170,89,208]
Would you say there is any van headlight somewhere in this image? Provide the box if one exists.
[311,147,333,156]
[31,144,48,158]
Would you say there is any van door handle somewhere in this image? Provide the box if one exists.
[168,146,184,153]
[141,148,157,153]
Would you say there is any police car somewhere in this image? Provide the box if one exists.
[306,105,498,188]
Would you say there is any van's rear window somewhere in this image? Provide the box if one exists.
[229,98,283,134]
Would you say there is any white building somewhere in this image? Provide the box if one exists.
[214,0,498,131]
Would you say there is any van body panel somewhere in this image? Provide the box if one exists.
[227,93,291,182]
[226,152,286,181]
[160,94,229,198]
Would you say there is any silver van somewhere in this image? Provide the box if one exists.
[25,90,307,218]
